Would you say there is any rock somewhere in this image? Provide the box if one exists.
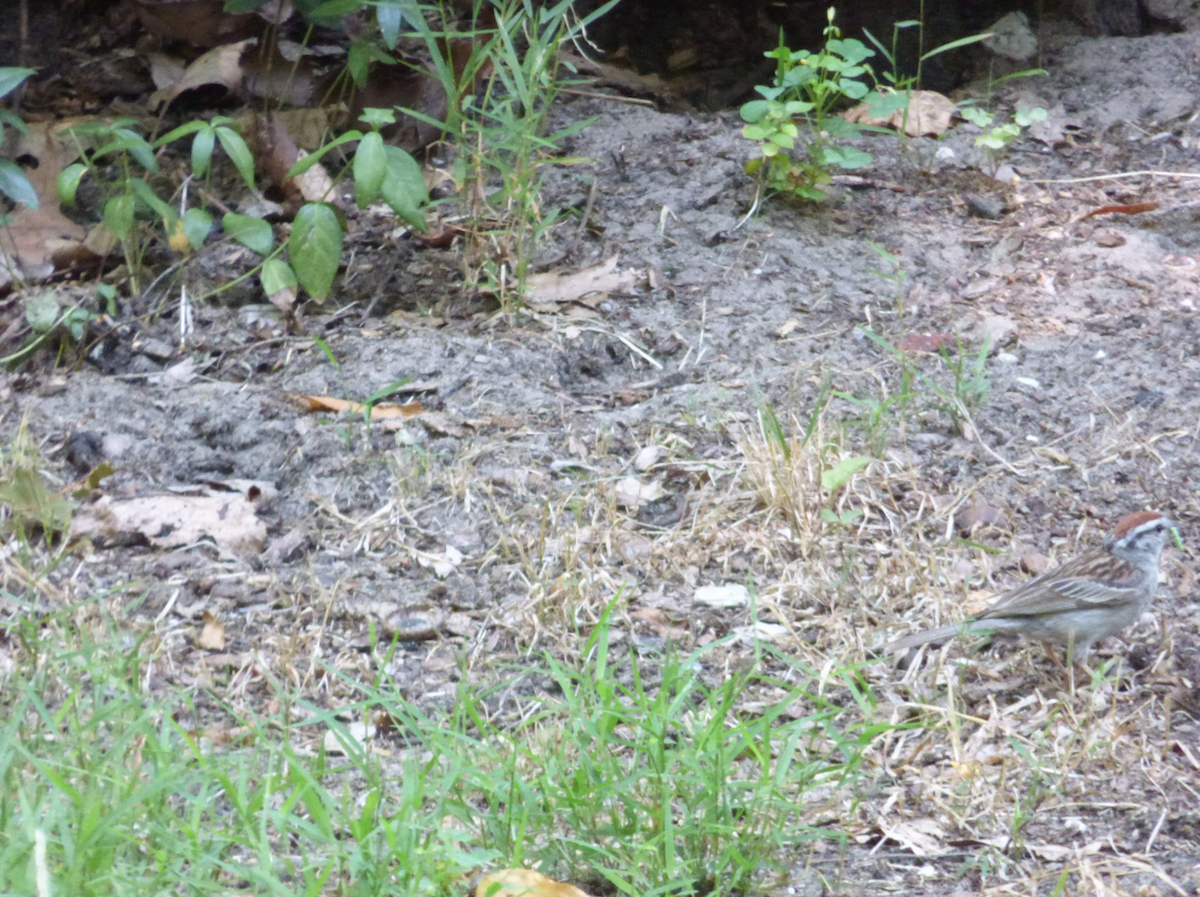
[984,12,1038,62]
[966,193,1005,219]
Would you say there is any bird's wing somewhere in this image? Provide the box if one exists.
[980,552,1140,619]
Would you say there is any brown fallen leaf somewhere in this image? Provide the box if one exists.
[291,394,423,419]
[198,611,226,651]
[477,869,594,897]
[844,90,956,137]
[899,332,954,353]
[133,0,274,48]
[0,122,91,288]
[162,39,254,105]
[71,489,268,556]
[1080,201,1158,220]
[525,254,636,312]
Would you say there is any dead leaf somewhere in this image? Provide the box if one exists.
[323,720,376,755]
[878,817,949,857]
[614,476,665,510]
[844,90,955,137]
[1080,201,1159,220]
[71,489,267,556]
[292,394,423,419]
[415,545,463,578]
[0,122,91,288]
[164,40,253,105]
[955,500,1006,535]
[198,611,226,651]
[476,869,594,897]
[241,40,321,106]
[525,254,636,312]
[133,0,269,48]
[899,332,954,353]
[267,285,297,317]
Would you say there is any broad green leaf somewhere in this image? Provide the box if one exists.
[359,107,396,128]
[740,100,768,123]
[864,90,910,118]
[347,42,370,88]
[115,128,159,172]
[223,212,274,255]
[376,2,404,48]
[153,119,207,147]
[65,306,92,341]
[129,177,175,223]
[308,0,363,17]
[0,109,28,133]
[191,127,216,178]
[286,131,362,178]
[0,159,36,208]
[1015,106,1048,127]
[215,126,255,188]
[0,67,35,100]
[821,456,872,491]
[289,203,343,299]
[823,145,873,169]
[353,131,387,207]
[840,79,870,100]
[959,106,991,128]
[57,162,87,205]
[24,292,60,332]
[104,193,135,241]
[261,257,298,295]
[183,208,213,249]
[380,145,428,231]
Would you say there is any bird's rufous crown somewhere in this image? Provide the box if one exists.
[1111,510,1165,538]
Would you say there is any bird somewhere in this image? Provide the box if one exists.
[886,511,1176,664]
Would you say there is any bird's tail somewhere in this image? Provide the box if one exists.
[885,622,973,654]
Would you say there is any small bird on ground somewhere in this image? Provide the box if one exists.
[887,511,1177,664]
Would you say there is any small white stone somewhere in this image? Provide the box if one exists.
[996,352,1019,364]
[1025,434,1040,443]
[1094,349,1107,360]
[633,445,666,471]
[935,146,956,162]
[695,583,750,608]
[1016,376,1040,388]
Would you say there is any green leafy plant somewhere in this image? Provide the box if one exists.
[740,7,875,201]
[282,107,430,302]
[0,420,73,553]
[0,595,887,897]
[859,19,992,169]
[0,67,37,210]
[866,240,907,315]
[57,116,255,292]
[943,333,991,414]
[959,104,1047,175]
[859,328,991,436]
[56,109,429,308]
[380,0,618,307]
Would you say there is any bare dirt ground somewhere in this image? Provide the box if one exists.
[4,16,1200,897]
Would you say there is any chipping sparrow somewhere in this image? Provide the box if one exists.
[887,511,1176,663]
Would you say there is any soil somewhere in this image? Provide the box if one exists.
[4,14,1200,897]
